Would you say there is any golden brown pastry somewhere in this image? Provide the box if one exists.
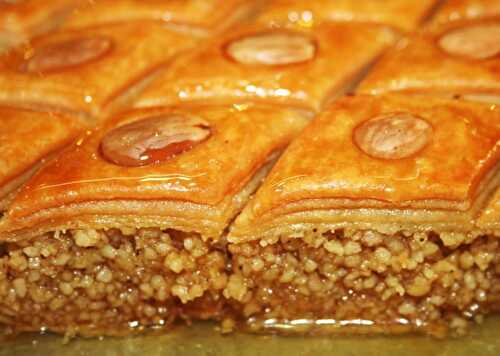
[0,106,85,212]
[254,0,439,32]
[62,0,260,36]
[225,94,500,336]
[429,0,500,30]
[0,0,76,49]
[477,188,500,231]
[357,19,500,103]
[134,23,395,113]
[0,21,198,121]
[0,104,309,335]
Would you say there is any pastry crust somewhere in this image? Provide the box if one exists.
[134,23,395,113]
[0,104,309,241]
[62,0,260,36]
[0,0,76,49]
[254,0,439,32]
[0,106,85,210]
[428,0,500,30]
[357,19,500,101]
[477,187,500,231]
[0,22,198,120]
[228,94,500,243]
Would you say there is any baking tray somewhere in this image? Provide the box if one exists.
[1,316,500,356]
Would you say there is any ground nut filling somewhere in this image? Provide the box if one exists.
[225,230,500,337]
[0,228,228,336]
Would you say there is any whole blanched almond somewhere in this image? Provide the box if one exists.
[353,113,433,160]
[226,32,316,65]
[438,23,500,60]
[23,37,112,73]
[101,115,211,167]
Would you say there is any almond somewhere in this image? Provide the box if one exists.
[23,36,112,73]
[438,23,500,60]
[101,115,211,167]
[226,32,316,66]
[353,113,433,160]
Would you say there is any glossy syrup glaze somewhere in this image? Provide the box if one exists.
[2,104,309,222]
[134,22,395,112]
[233,95,500,223]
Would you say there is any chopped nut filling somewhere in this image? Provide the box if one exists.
[226,230,500,337]
[0,228,228,336]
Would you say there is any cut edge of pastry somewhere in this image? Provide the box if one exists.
[229,160,500,246]
[0,151,280,242]
[0,151,281,335]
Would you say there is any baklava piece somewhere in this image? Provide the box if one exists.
[429,0,500,30]
[358,19,500,104]
[0,107,84,212]
[254,0,439,32]
[134,23,395,114]
[225,94,500,337]
[0,104,309,336]
[0,21,198,120]
[0,0,76,49]
[62,0,260,37]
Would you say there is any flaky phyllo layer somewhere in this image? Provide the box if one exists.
[0,95,498,337]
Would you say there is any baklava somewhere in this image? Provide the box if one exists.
[0,106,85,212]
[0,21,198,121]
[0,0,76,49]
[225,94,500,337]
[254,0,439,32]
[62,0,259,37]
[134,23,395,114]
[429,0,500,30]
[0,104,309,336]
[358,19,500,103]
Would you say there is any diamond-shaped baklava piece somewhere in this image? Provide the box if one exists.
[0,104,309,335]
[0,21,198,120]
[134,23,395,114]
[358,19,500,103]
[226,94,500,336]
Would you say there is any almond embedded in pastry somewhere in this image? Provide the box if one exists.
[353,112,433,159]
[226,32,316,66]
[23,36,113,73]
[101,115,211,167]
[438,23,500,60]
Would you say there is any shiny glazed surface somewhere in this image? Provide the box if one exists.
[2,105,308,221]
[135,23,395,112]
[0,22,198,118]
[234,95,500,223]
